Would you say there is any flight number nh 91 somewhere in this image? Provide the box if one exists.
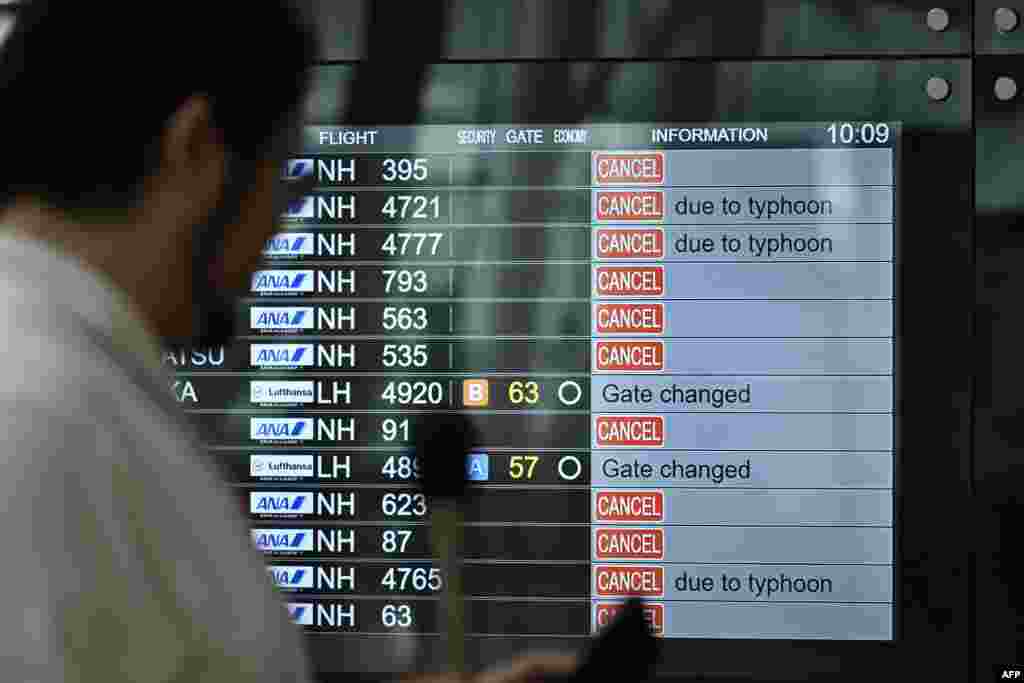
[381,418,410,442]
[381,492,427,517]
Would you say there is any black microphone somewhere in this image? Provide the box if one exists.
[412,412,480,676]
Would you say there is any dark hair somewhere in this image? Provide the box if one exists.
[0,2,320,212]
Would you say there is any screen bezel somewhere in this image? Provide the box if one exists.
[300,58,971,681]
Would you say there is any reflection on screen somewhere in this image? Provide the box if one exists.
[168,121,897,662]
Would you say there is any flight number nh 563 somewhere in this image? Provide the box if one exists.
[383,307,428,331]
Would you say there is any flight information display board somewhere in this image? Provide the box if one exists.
[168,121,897,646]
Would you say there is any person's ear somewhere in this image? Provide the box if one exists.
[159,95,227,218]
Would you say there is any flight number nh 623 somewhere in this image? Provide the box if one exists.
[381,492,427,517]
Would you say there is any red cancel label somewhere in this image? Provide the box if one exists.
[595,340,665,372]
[595,528,664,560]
[595,228,665,259]
[595,416,665,448]
[594,565,665,597]
[593,152,665,185]
[595,602,665,635]
[594,490,664,522]
[595,303,665,334]
[595,191,664,221]
[595,266,664,297]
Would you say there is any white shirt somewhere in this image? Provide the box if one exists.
[0,234,313,683]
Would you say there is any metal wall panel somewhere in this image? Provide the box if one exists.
[315,1,971,61]
[974,54,1024,682]
[977,1,1024,53]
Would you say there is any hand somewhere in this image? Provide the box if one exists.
[475,652,578,683]
[405,652,578,683]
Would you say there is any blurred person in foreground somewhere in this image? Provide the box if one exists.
[0,4,573,682]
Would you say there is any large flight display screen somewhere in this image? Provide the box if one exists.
[169,121,897,650]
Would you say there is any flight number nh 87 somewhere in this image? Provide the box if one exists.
[380,529,414,553]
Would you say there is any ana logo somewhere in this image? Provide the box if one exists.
[251,270,314,294]
[250,344,314,368]
[251,529,314,552]
[285,159,315,179]
[269,565,314,589]
[250,454,315,478]
[250,381,315,404]
[250,418,313,441]
[250,492,313,515]
[263,233,315,257]
[250,307,314,331]
[282,197,315,219]
[287,602,314,625]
